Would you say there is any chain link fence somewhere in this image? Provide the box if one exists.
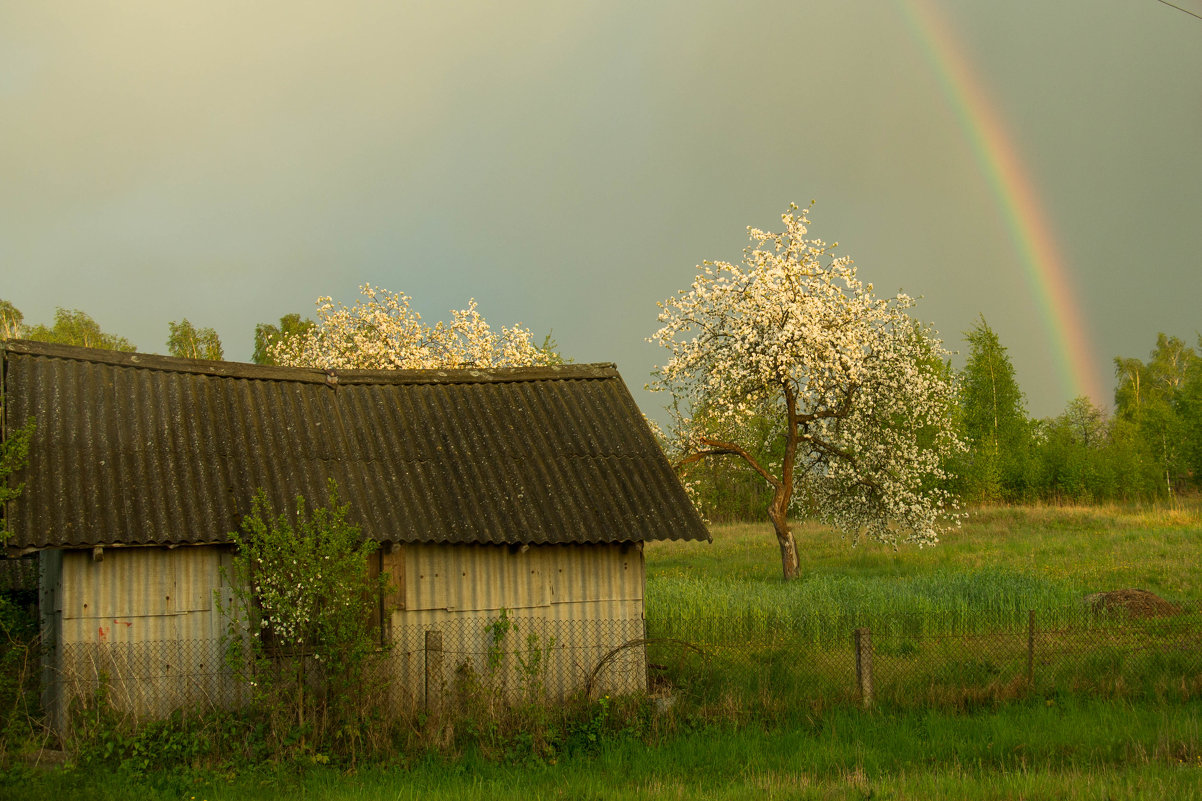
[37,605,1202,733]
[46,616,648,731]
[647,604,1202,712]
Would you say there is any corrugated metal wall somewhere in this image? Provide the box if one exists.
[45,546,238,731]
[56,546,234,644]
[390,542,648,702]
[42,542,649,728]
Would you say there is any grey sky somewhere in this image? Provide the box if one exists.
[2,1,1199,421]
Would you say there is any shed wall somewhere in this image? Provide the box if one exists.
[42,542,649,731]
[45,546,238,732]
[386,542,647,707]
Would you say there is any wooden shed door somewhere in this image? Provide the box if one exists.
[367,547,405,645]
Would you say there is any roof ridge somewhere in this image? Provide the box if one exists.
[2,339,617,384]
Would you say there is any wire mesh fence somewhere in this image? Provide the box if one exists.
[647,603,1202,711]
[46,616,649,730]
[37,605,1202,733]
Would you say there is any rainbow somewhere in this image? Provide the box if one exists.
[896,0,1105,406]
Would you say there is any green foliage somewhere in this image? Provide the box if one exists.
[0,300,22,340]
[535,332,569,366]
[1180,336,1202,483]
[223,480,387,759]
[1113,333,1200,500]
[252,313,315,366]
[0,595,39,754]
[23,307,136,352]
[956,316,1033,503]
[0,408,35,545]
[9,702,1202,800]
[166,319,224,361]
[676,407,781,522]
[452,609,565,764]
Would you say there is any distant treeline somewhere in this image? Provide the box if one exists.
[0,300,310,367]
[3,301,1198,510]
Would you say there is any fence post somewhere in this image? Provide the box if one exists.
[855,627,874,709]
[425,629,443,718]
[1026,610,1035,686]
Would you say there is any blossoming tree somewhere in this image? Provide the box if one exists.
[271,284,557,369]
[650,204,962,580]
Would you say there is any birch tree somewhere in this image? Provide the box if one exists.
[959,316,1030,502]
[167,318,224,361]
[650,204,962,580]
[24,308,135,352]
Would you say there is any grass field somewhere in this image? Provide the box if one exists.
[642,504,1202,719]
[4,503,1201,799]
[647,503,1202,637]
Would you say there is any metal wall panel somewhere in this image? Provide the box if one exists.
[40,540,649,727]
[390,543,647,700]
[57,547,232,644]
[46,546,236,732]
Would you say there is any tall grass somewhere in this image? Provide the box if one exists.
[646,503,1202,644]
[647,568,1087,643]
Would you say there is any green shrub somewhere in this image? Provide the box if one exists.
[221,480,388,760]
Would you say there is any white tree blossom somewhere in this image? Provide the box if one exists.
[271,284,556,370]
[650,204,963,580]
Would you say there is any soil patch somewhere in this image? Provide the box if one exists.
[1084,588,1182,618]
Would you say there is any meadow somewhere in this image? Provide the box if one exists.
[5,503,1201,800]
[648,503,1202,631]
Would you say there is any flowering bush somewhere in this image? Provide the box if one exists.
[270,284,557,369]
[224,480,386,756]
[650,204,963,579]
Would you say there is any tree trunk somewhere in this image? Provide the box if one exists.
[769,487,799,581]
[764,443,801,579]
[775,523,799,581]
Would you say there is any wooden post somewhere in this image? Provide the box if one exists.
[1027,609,1035,686]
[425,629,443,717]
[855,627,874,709]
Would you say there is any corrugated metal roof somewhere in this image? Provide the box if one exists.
[1,340,709,550]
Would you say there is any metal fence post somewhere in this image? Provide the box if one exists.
[425,629,443,718]
[855,627,874,709]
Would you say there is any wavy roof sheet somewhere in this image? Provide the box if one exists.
[2,340,708,550]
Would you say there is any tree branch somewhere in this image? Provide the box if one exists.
[676,437,782,490]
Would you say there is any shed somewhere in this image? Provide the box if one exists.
[0,339,708,730]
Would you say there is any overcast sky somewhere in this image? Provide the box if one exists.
[3,0,1200,421]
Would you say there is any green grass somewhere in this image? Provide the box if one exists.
[643,504,1202,717]
[646,503,1202,640]
[7,698,1200,799]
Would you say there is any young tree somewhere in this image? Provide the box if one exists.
[167,319,224,361]
[0,300,22,340]
[1033,396,1112,501]
[270,285,557,370]
[650,204,963,580]
[958,316,1031,503]
[1114,333,1199,500]
[252,313,315,366]
[1180,337,1202,487]
[24,308,136,352]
